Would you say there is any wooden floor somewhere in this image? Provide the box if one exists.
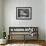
[8,40,46,46]
[0,40,46,46]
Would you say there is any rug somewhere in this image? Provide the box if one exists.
[5,44,42,46]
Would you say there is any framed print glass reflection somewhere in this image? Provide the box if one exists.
[16,7,32,20]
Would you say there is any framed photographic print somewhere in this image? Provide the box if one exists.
[16,7,32,20]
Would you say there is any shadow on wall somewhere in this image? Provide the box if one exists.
[0,31,3,39]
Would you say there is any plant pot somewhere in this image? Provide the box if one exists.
[0,39,7,44]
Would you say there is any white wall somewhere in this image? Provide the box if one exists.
[0,0,3,38]
[0,0,2,37]
[3,0,45,40]
[0,0,2,29]
[45,0,46,40]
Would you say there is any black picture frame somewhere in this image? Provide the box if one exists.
[16,7,32,20]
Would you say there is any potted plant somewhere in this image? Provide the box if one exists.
[0,26,7,44]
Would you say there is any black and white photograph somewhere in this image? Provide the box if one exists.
[16,7,32,20]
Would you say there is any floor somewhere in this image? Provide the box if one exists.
[0,40,46,46]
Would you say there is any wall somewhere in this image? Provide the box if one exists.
[44,0,46,40]
[3,0,45,40]
[0,0,3,38]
